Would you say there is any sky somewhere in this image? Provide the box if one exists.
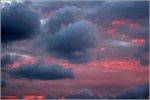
[1,0,149,99]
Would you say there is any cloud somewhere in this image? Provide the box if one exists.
[10,62,75,80]
[89,1,149,20]
[1,53,32,67]
[34,6,98,64]
[1,53,22,67]
[11,84,25,90]
[1,1,40,43]
[133,41,149,65]
[39,19,97,64]
[65,89,97,99]
[64,83,149,99]
[1,54,14,67]
[139,42,149,65]
[44,95,57,99]
[86,1,149,39]
[32,1,103,15]
[116,83,149,99]
[65,89,114,99]
[140,58,149,66]
[45,6,82,34]
[1,80,7,88]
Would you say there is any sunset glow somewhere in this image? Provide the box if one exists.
[1,1,149,99]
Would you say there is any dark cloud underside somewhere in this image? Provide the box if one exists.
[37,6,97,64]
[10,62,74,80]
[1,2,40,43]
[116,83,149,99]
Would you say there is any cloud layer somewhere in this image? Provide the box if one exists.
[10,62,74,80]
[1,1,149,98]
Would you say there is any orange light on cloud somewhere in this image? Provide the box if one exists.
[43,56,75,68]
[23,95,44,99]
[121,34,128,38]
[7,59,36,68]
[1,96,18,99]
[86,57,147,72]
[112,20,126,25]
[106,27,119,37]
[129,23,138,29]
[107,27,116,33]
[130,38,145,45]
[111,19,139,29]
[100,47,106,51]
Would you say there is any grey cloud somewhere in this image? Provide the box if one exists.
[10,62,75,80]
[65,89,100,99]
[89,1,149,20]
[44,95,57,99]
[116,83,149,99]
[32,1,103,14]
[134,41,149,65]
[64,83,149,99]
[36,6,97,64]
[1,80,7,88]
[1,1,40,43]
[1,54,21,67]
[45,6,81,34]
[40,20,97,64]
[1,53,29,67]
[1,54,14,67]
[11,84,25,90]
[86,1,149,40]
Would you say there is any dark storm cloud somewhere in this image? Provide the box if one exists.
[1,1,40,43]
[45,6,81,34]
[10,62,74,80]
[40,20,97,64]
[116,83,149,99]
[1,80,7,88]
